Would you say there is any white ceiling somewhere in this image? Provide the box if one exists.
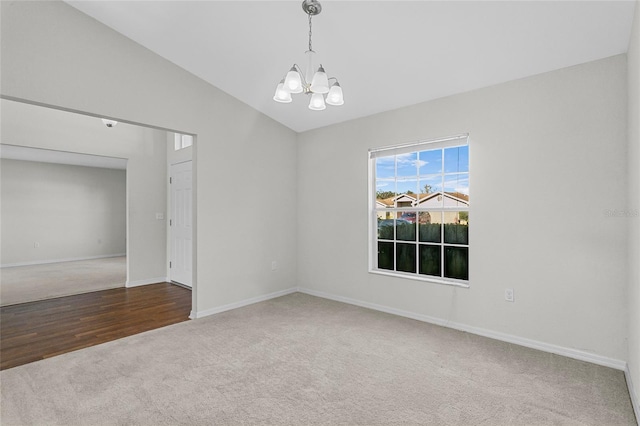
[66,1,636,133]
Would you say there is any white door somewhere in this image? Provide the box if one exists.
[170,161,193,287]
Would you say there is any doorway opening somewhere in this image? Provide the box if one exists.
[0,99,195,312]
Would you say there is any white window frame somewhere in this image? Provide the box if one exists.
[368,134,470,288]
[174,133,193,151]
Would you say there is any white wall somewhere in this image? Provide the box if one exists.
[0,1,298,314]
[1,159,126,266]
[0,100,167,283]
[627,0,640,414]
[298,55,628,363]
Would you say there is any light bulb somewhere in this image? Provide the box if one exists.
[273,80,292,103]
[326,82,344,106]
[310,65,330,94]
[309,93,326,110]
[283,66,303,94]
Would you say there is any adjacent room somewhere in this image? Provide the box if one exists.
[0,0,638,424]
[0,100,195,369]
[0,146,128,306]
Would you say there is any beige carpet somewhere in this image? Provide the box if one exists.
[0,293,636,425]
[0,256,126,306]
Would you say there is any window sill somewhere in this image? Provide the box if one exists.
[368,269,470,288]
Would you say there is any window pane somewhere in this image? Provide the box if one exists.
[444,246,468,280]
[419,149,442,174]
[416,178,444,208]
[418,213,441,243]
[444,173,469,205]
[444,145,469,173]
[396,179,418,202]
[396,214,416,241]
[376,156,395,179]
[376,179,395,202]
[396,152,418,177]
[377,219,395,240]
[419,245,441,277]
[419,174,442,192]
[443,212,469,245]
[396,243,416,273]
[378,242,394,270]
[182,135,193,148]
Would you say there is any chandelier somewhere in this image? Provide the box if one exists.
[273,0,344,110]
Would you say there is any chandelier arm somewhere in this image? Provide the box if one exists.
[292,63,310,87]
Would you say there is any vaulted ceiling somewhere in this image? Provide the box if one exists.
[66,1,636,132]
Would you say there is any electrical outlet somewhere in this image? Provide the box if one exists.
[271,261,278,271]
[505,288,515,302]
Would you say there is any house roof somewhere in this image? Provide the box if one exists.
[417,192,469,204]
[376,192,469,207]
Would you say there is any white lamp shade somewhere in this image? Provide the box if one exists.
[310,65,330,94]
[326,82,344,106]
[273,81,292,103]
[284,67,303,93]
[309,92,326,110]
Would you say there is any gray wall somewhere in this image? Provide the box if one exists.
[627,0,640,412]
[1,100,168,284]
[0,0,298,314]
[297,55,629,363]
[1,159,126,266]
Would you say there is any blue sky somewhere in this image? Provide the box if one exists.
[376,146,469,197]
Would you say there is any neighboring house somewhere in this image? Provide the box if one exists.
[394,193,417,208]
[415,192,469,224]
[375,192,469,224]
[375,194,416,219]
[375,200,392,219]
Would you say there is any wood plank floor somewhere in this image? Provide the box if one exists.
[0,283,192,370]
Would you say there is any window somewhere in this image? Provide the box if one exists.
[174,133,193,151]
[369,134,469,286]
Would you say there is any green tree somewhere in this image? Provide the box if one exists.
[423,184,433,194]
[376,191,396,200]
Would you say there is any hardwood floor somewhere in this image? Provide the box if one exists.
[0,283,192,370]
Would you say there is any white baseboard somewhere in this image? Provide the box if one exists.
[625,364,640,424]
[189,287,297,319]
[125,277,168,288]
[1,253,126,268]
[297,287,627,371]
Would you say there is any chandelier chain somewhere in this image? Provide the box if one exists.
[308,13,313,52]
